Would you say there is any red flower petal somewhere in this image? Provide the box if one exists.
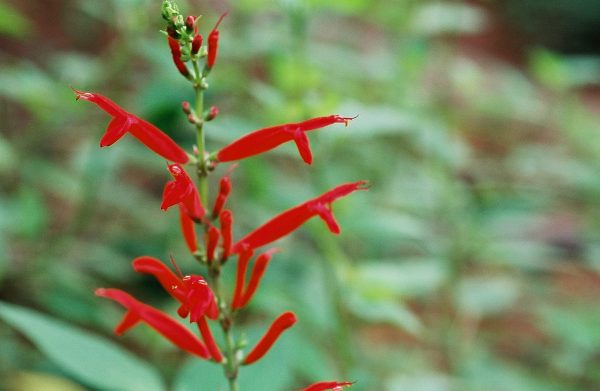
[162,164,205,221]
[179,206,198,253]
[73,88,188,163]
[132,256,187,303]
[95,288,209,359]
[243,311,297,365]
[197,317,223,363]
[300,381,354,391]
[232,181,368,253]
[216,115,355,164]
[232,249,253,309]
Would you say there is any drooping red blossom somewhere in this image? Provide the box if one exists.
[132,256,218,321]
[216,115,356,165]
[72,88,188,163]
[206,226,220,262]
[243,311,297,365]
[232,181,368,253]
[232,249,253,309]
[300,381,354,391]
[238,248,279,308]
[219,209,233,260]
[179,207,198,253]
[95,288,209,359]
[161,163,205,221]
[167,36,190,78]
[207,12,227,69]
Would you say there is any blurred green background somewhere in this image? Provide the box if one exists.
[1,0,600,390]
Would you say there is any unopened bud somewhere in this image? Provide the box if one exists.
[187,113,197,124]
[206,105,219,121]
[185,16,195,32]
[192,34,203,55]
[182,101,191,114]
[166,25,179,39]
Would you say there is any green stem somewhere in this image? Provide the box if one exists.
[191,57,239,391]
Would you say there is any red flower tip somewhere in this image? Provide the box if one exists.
[243,311,297,365]
[72,88,188,163]
[216,115,357,164]
[95,288,209,359]
[300,381,355,391]
[207,11,228,69]
[232,181,368,253]
[207,105,219,121]
[162,163,205,221]
[212,174,232,217]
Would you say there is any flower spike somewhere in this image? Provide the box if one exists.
[232,181,368,253]
[95,288,209,359]
[243,311,297,365]
[72,88,188,163]
[162,163,205,221]
[216,115,357,164]
[300,381,354,391]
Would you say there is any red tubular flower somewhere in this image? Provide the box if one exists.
[216,115,356,165]
[212,173,232,218]
[243,311,297,365]
[206,226,220,263]
[300,381,354,391]
[238,249,279,308]
[72,88,188,163]
[179,207,198,253]
[132,256,219,321]
[219,209,233,260]
[95,288,209,359]
[161,163,205,221]
[207,12,227,69]
[191,34,203,55]
[167,36,190,78]
[232,249,253,309]
[232,181,368,253]
[197,316,224,362]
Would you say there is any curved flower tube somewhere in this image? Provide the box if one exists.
[243,311,297,365]
[72,88,188,163]
[216,115,356,165]
[95,288,209,359]
[161,163,205,221]
[232,181,368,253]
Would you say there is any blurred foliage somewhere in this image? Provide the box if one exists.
[1,0,600,390]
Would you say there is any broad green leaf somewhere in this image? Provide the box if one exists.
[0,301,164,391]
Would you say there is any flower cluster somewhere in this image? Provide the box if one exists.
[76,1,366,390]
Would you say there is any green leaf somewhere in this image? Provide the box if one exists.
[0,301,165,391]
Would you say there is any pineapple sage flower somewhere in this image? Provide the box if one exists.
[217,115,357,165]
[232,181,368,254]
[72,89,188,164]
[97,256,223,362]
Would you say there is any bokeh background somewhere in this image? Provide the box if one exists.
[1,0,600,390]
